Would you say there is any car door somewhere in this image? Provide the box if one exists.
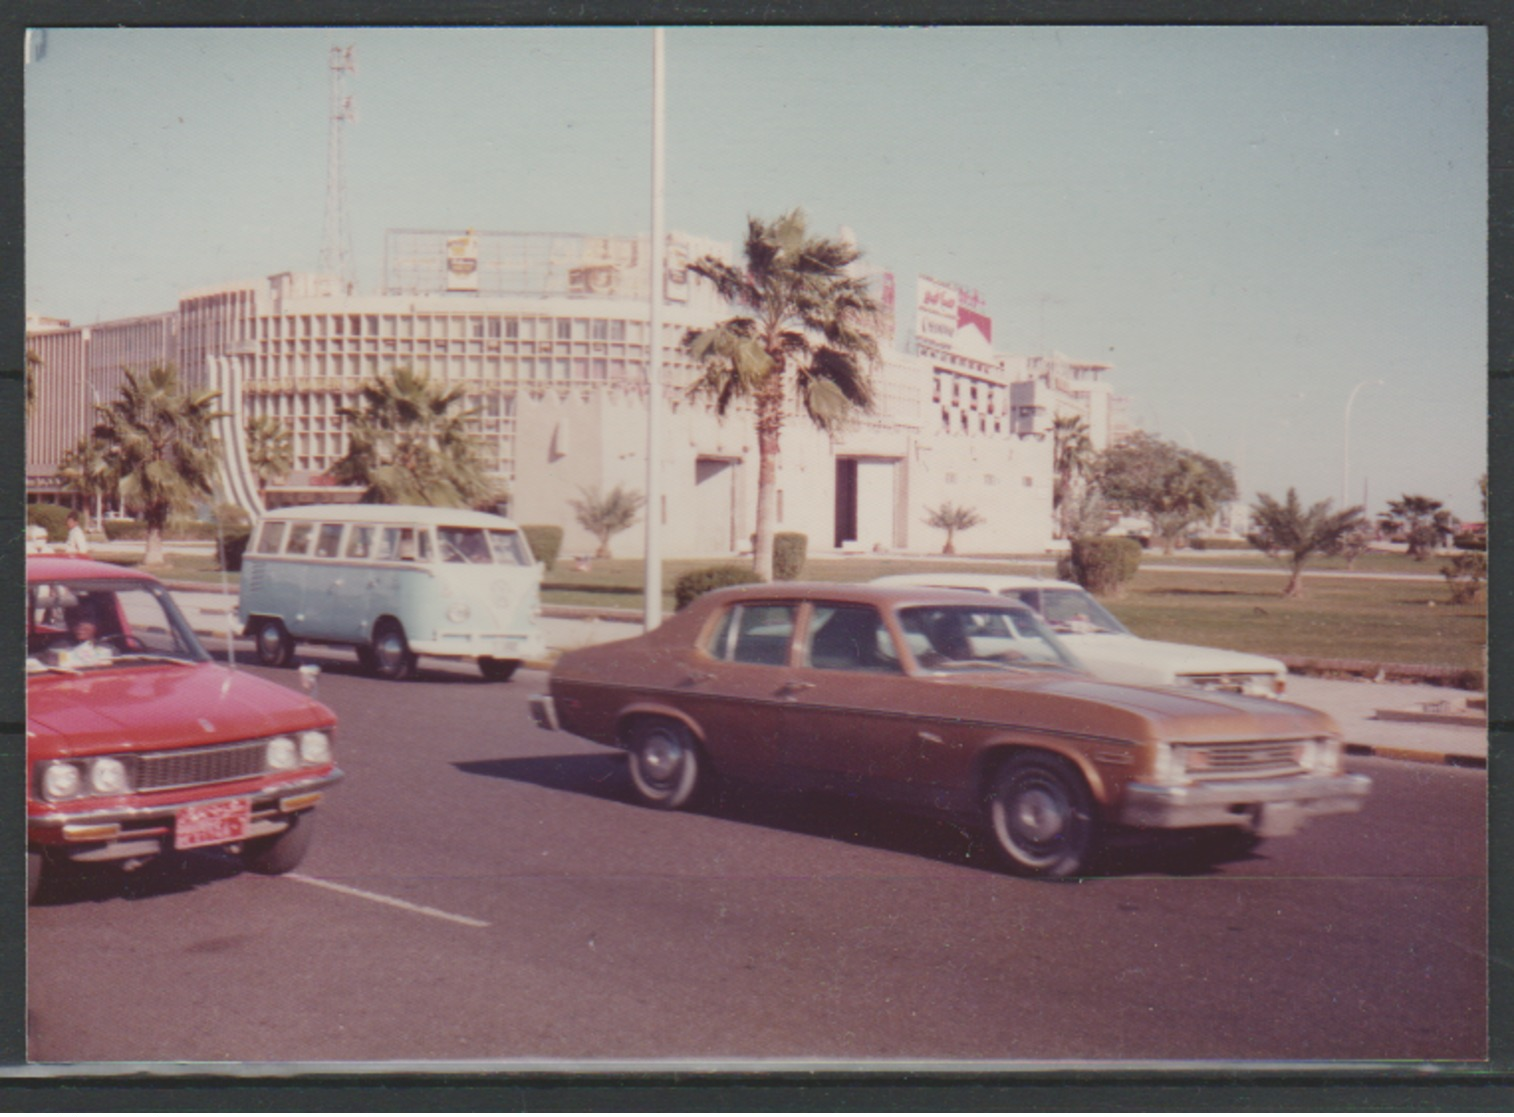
[776,602,928,802]
[671,600,799,782]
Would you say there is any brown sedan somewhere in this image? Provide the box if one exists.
[530,583,1371,878]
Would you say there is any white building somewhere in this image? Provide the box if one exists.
[27,228,1130,560]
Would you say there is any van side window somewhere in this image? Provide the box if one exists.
[314,523,344,558]
[285,522,314,555]
[255,521,286,555]
[345,525,374,559]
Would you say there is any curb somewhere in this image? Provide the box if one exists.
[1344,743,1484,770]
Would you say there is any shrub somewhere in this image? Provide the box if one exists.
[1061,536,1142,595]
[103,519,147,541]
[214,504,253,572]
[675,564,760,610]
[522,525,564,571]
[1441,552,1486,605]
[773,532,808,581]
[1453,532,1487,552]
[1187,537,1253,551]
[27,503,72,543]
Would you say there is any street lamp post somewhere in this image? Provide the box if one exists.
[643,28,666,632]
[1342,378,1382,508]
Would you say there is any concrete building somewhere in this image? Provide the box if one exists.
[26,228,1130,559]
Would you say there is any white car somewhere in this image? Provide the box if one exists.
[871,572,1288,698]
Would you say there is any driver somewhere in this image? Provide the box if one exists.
[51,603,113,667]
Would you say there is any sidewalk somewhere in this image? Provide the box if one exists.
[170,587,1487,770]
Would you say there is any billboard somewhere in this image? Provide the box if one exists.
[445,232,479,292]
[916,275,994,361]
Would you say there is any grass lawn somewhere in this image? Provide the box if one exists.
[94,548,1485,671]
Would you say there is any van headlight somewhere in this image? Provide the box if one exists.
[89,757,132,795]
[298,730,332,764]
[41,761,82,801]
[447,602,471,623]
[266,736,298,770]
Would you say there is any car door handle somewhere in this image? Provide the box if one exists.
[683,670,716,685]
[917,731,944,746]
[779,680,816,695]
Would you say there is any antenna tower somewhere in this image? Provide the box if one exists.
[321,45,358,292]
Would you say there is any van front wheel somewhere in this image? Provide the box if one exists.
[253,618,295,667]
[369,619,417,681]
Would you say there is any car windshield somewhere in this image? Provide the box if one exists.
[896,605,1082,673]
[1014,587,1130,635]
[27,579,210,674]
[436,525,532,565]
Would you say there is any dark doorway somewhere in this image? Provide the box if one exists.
[834,458,858,548]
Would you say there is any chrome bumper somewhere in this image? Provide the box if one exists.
[528,694,559,732]
[1118,772,1372,836]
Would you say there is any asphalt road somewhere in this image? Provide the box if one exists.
[27,651,1487,1066]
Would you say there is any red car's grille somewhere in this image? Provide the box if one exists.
[129,740,270,792]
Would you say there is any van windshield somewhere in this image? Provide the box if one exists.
[436,526,532,566]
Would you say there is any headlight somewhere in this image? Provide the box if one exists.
[1317,737,1343,774]
[1295,738,1319,771]
[266,736,298,770]
[41,761,81,801]
[1148,742,1187,785]
[298,730,332,764]
[89,757,131,795]
[447,602,471,623]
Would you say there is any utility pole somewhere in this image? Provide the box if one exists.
[643,29,666,631]
[322,46,358,293]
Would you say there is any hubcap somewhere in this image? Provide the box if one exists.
[1012,787,1067,844]
[641,734,683,786]
[377,633,404,670]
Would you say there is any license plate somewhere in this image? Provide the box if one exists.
[175,799,250,850]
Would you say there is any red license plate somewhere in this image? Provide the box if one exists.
[175,799,250,850]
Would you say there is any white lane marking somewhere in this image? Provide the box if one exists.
[285,873,490,928]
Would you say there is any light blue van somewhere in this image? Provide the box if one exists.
[238,505,546,681]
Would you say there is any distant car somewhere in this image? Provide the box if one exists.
[26,556,343,902]
[872,572,1289,698]
[530,582,1370,878]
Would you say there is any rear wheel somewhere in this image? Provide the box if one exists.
[242,813,316,875]
[627,719,703,810]
[253,618,295,667]
[478,657,520,682]
[369,619,417,681]
[986,753,1099,879]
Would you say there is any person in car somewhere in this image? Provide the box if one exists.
[50,603,113,667]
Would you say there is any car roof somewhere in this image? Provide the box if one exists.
[255,505,521,529]
[695,580,1047,611]
[870,571,1083,592]
[27,555,158,583]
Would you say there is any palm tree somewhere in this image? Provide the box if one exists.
[57,435,117,526]
[683,209,881,580]
[569,484,646,559]
[25,349,41,418]
[1247,488,1367,597]
[92,364,224,566]
[1380,494,1455,561]
[331,365,500,507]
[924,501,984,555]
[245,414,295,498]
[1052,414,1095,538]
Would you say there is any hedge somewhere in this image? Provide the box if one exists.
[1057,536,1142,595]
[27,503,72,543]
[102,519,228,542]
[521,524,564,571]
[675,564,760,610]
[1186,537,1254,551]
[773,532,808,581]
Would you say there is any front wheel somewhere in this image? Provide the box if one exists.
[627,719,703,810]
[242,813,316,875]
[253,618,295,667]
[368,619,417,681]
[478,657,520,682]
[986,753,1099,879]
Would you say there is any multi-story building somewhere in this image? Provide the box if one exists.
[26,228,1128,559]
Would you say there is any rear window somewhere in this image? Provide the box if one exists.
[706,603,797,666]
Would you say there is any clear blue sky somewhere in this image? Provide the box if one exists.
[25,26,1487,520]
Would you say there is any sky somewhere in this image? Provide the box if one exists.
[24,25,1488,520]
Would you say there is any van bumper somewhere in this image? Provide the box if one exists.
[410,633,547,661]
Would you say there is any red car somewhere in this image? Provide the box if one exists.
[26,556,343,902]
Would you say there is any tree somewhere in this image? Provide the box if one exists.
[332,365,500,508]
[569,484,646,559]
[57,435,117,524]
[92,364,224,566]
[1051,414,1095,538]
[25,349,41,418]
[245,414,295,498]
[1380,494,1455,561]
[924,501,984,555]
[1095,432,1237,554]
[1247,488,1368,598]
[683,209,880,580]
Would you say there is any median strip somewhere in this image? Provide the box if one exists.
[285,873,490,928]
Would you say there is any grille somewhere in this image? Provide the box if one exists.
[1187,740,1304,780]
[1179,673,1273,691]
[130,740,270,792]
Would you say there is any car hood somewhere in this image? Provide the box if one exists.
[1057,632,1285,680]
[27,662,335,758]
[932,669,1334,743]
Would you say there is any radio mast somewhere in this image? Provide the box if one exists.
[321,45,358,292]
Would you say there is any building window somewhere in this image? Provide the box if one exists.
[556,319,572,341]
[1023,476,1034,487]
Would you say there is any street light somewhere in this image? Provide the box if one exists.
[1342,378,1383,508]
[643,28,666,632]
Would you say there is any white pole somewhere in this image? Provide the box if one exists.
[643,28,666,632]
[1342,378,1382,507]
